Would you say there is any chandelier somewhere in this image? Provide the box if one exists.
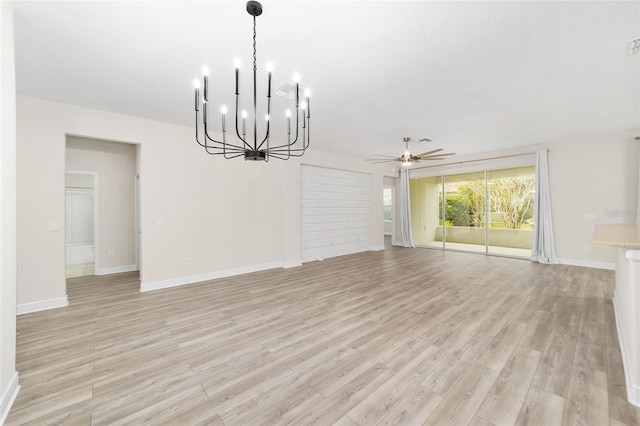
[192,1,311,161]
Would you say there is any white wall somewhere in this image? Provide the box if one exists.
[549,132,639,267]
[0,2,19,422]
[16,96,384,302]
[66,136,137,273]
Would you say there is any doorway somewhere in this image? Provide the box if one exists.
[65,172,98,278]
[65,136,138,282]
[383,186,395,247]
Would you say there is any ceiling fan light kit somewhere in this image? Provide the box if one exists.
[367,137,455,167]
[192,1,311,161]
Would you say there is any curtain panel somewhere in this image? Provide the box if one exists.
[531,149,559,264]
[399,168,415,248]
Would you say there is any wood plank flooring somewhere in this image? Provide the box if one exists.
[6,247,640,425]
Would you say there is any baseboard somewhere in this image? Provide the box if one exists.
[283,260,302,269]
[612,295,640,408]
[95,264,138,276]
[369,245,385,251]
[0,372,20,424]
[140,261,284,292]
[17,296,68,315]
[558,258,615,270]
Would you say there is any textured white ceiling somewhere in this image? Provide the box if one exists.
[12,1,640,158]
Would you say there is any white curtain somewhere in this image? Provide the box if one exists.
[399,168,415,248]
[532,149,559,264]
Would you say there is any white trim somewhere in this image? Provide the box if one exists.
[95,264,138,276]
[625,249,640,262]
[16,295,68,315]
[384,185,396,244]
[613,295,640,407]
[369,245,385,251]
[135,173,140,270]
[140,262,284,292]
[0,372,19,425]
[557,258,615,270]
[283,260,302,269]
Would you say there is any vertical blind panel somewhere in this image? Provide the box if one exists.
[301,166,371,262]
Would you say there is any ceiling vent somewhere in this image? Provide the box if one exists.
[274,82,296,100]
[627,38,640,56]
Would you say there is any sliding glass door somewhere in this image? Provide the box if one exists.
[487,167,535,256]
[410,176,443,248]
[410,166,535,258]
[443,172,486,253]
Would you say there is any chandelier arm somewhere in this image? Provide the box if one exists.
[268,149,305,158]
[203,142,245,154]
[205,138,245,153]
[265,107,302,151]
[268,147,306,153]
[196,112,226,148]
[262,115,311,152]
[203,127,244,150]
[203,115,246,151]
[267,151,294,160]
[195,111,207,148]
[205,151,245,158]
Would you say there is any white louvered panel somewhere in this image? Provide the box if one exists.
[301,166,371,262]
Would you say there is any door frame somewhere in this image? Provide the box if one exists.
[383,185,396,246]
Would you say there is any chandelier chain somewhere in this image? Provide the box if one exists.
[253,16,257,72]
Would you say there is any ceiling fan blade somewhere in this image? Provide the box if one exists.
[418,138,432,142]
[371,154,400,158]
[371,160,398,164]
[415,148,443,157]
[365,157,397,162]
[420,153,456,160]
[422,152,455,158]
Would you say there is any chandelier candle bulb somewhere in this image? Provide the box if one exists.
[221,105,227,132]
[193,79,200,111]
[242,110,247,137]
[202,65,209,101]
[203,100,207,125]
[234,59,240,95]
[267,62,273,98]
[267,71,272,98]
[304,88,310,117]
[286,109,291,135]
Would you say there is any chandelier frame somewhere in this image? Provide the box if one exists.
[193,1,311,161]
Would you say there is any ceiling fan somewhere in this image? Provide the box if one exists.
[366,137,455,167]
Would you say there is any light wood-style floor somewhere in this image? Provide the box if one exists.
[6,247,640,425]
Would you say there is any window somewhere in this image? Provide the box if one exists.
[383,187,393,221]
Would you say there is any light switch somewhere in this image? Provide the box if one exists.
[156,218,163,227]
[48,221,58,232]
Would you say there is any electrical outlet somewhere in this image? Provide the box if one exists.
[48,221,58,232]
[108,251,114,258]
[184,258,190,266]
